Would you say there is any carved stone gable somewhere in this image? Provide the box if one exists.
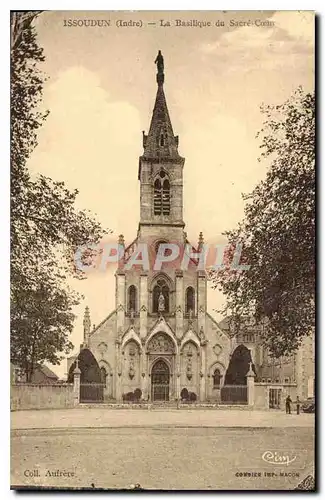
[147,333,175,354]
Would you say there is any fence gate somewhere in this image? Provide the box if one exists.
[67,349,105,404]
[151,383,169,401]
[80,383,104,403]
[151,359,170,401]
[220,385,248,404]
[269,388,282,409]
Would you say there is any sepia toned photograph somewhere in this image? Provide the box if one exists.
[10,10,315,491]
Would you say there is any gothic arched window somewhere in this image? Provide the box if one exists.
[153,278,170,313]
[186,287,195,314]
[128,285,137,313]
[100,366,107,388]
[154,171,170,216]
[213,369,222,388]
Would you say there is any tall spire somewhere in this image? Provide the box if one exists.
[83,306,91,345]
[198,232,204,251]
[141,51,180,160]
[138,53,185,228]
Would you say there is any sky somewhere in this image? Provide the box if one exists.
[27,10,314,377]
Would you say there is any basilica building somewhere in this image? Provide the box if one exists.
[67,53,314,405]
[68,54,237,402]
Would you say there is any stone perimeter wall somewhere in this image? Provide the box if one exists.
[254,383,297,410]
[11,384,74,411]
[11,382,298,411]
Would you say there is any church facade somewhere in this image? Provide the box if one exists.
[73,55,234,402]
[69,54,314,405]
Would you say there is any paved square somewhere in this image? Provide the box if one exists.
[11,409,315,490]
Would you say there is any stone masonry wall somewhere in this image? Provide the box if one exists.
[11,384,74,410]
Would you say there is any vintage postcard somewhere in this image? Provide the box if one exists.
[10,10,315,491]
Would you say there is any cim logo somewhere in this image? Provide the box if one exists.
[262,451,297,467]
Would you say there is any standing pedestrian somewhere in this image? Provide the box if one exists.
[285,395,292,414]
[296,396,301,415]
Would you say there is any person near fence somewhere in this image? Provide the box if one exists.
[285,395,292,414]
[296,396,301,415]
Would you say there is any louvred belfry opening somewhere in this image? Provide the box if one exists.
[154,170,170,215]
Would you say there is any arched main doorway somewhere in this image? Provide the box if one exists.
[151,359,170,401]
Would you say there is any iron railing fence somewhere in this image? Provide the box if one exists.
[80,382,105,403]
[220,384,248,404]
[151,383,169,402]
[269,387,282,409]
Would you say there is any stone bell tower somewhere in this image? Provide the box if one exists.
[138,50,185,244]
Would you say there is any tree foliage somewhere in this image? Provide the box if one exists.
[212,88,315,357]
[11,14,107,381]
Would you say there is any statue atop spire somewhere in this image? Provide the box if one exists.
[198,232,204,251]
[155,50,164,85]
